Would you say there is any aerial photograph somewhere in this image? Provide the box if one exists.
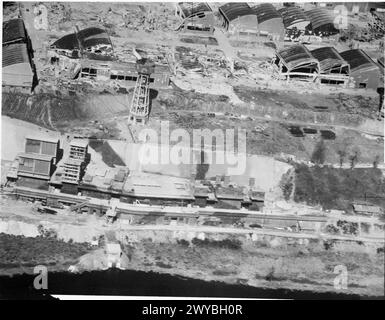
[0,1,384,302]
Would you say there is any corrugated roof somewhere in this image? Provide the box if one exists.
[3,18,27,44]
[52,33,79,50]
[311,47,349,73]
[219,2,255,22]
[77,27,111,49]
[2,43,30,68]
[277,44,318,71]
[178,2,212,18]
[340,49,379,72]
[278,6,309,29]
[253,3,281,24]
[305,8,337,32]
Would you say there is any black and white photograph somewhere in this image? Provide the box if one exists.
[0,0,384,303]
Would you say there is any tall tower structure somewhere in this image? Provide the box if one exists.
[128,52,155,125]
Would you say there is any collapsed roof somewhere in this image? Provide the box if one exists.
[77,27,112,49]
[3,18,27,44]
[340,49,379,72]
[253,3,281,24]
[178,2,212,19]
[311,47,349,73]
[278,6,310,29]
[305,8,338,34]
[219,2,255,22]
[276,44,318,71]
[51,27,112,51]
[52,33,79,50]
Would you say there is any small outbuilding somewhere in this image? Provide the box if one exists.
[340,49,382,89]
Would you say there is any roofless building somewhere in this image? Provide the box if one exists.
[218,3,259,38]
[278,6,310,31]
[275,44,319,81]
[310,47,350,85]
[305,8,339,36]
[176,2,215,33]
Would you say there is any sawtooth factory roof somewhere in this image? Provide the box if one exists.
[219,2,255,22]
[310,47,349,73]
[253,3,281,24]
[278,6,310,29]
[2,42,30,68]
[339,49,379,72]
[178,2,212,18]
[276,44,318,71]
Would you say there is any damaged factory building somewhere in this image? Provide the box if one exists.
[274,44,320,81]
[218,3,259,39]
[49,26,170,89]
[175,2,216,33]
[310,47,350,85]
[273,43,382,89]
[2,18,37,93]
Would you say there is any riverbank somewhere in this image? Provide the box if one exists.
[0,231,383,298]
[2,268,380,299]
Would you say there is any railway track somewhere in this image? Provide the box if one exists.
[9,186,328,223]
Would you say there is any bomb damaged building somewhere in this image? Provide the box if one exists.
[2,18,36,92]
[78,58,170,89]
[310,46,350,85]
[278,6,310,31]
[218,3,259,38]
[275,44,319,81]
[305,8,339,36]
[252,3,285,41]
[50,26,170,89]
[340,49,382,89]
[50,26,114,60]
[175,2,215,33]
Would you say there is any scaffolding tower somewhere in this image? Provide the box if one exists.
[128,56,155,125]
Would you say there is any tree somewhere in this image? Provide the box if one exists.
[337,149,346,168]
[349,150,360,169]
[311,139,326,165]
[280,169,294,201]
[373,155,380,169]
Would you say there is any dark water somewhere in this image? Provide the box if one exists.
[0,269,379,300]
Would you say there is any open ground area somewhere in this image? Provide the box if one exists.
[1,1,384,299]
